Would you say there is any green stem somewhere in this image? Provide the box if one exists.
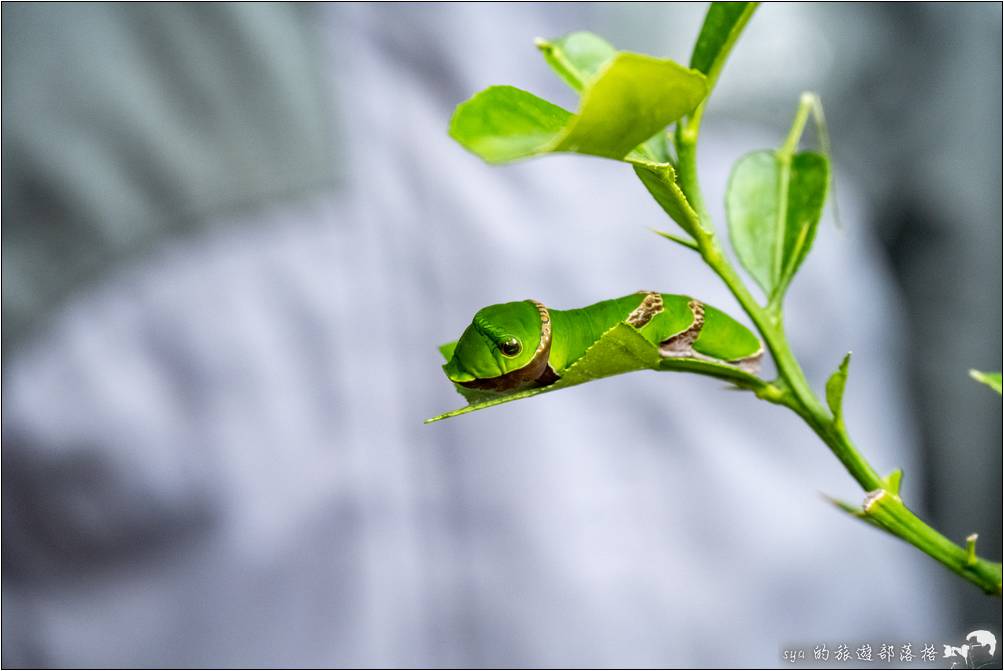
[674,127,711,227]
[673,114,1002,597]
[698,242,884,489]
[865,492,1002,595]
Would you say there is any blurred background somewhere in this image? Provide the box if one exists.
[2,3,1000,667]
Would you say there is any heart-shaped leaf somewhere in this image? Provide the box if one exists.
[726,149,828,298]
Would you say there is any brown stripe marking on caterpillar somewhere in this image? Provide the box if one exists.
[626,291,664,328]
[659,299,705,356]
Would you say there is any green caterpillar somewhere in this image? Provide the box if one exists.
[442,292,762,393]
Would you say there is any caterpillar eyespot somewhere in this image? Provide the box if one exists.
[499,337,521,357]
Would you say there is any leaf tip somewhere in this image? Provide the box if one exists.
[969,369,1003,395]
[825,351,852,421]
[884,468,903,496]
[650,228,699,251]
[821,492,863,516]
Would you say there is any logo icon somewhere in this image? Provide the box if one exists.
[943,630,997,669]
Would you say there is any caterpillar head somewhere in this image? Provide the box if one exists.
[443,300,552,391]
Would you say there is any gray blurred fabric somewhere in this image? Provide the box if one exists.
[3,3,998,668]
[1,3,336,348]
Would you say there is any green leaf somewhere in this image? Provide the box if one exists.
[690,2,758,88]
[450,52,707,164]
[564,53,707,159]
[641,130,674,164]
[725,149,829,298]
[777,152,829,289]
[969,369,1003,395]
[825,352,851,424]
[536,32,616,92]
[451,32,707,237]
[537,31,676,166]
[634,162,704,238]
[726,151,778,291]
[448,86,572,164]
[427,321,764,423]
[534,31,703,164]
